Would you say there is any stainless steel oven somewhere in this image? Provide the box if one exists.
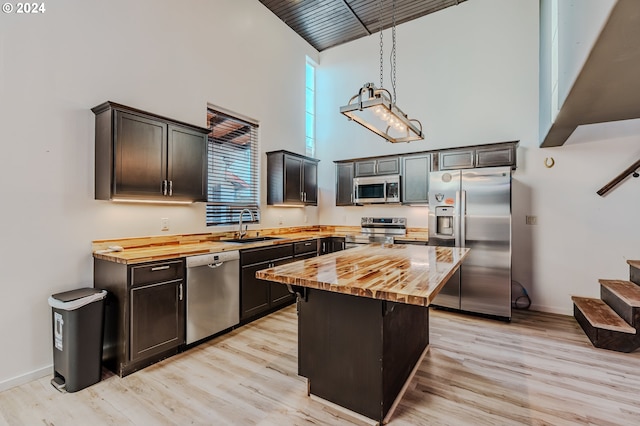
[353,175,400,204]
[345,217,406,247]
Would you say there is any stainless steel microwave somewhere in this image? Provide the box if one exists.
[353,175,401,204]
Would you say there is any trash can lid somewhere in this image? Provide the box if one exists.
[48,288,107,310]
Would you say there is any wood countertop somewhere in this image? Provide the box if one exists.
[92,227,429,265]
[256,244,469,307]
[92,232,343,264]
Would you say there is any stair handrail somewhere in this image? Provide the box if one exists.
[597,158,640,196]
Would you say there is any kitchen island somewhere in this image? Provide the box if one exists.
[256,243,469,424]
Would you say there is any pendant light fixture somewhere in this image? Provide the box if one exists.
[339,0,424,143]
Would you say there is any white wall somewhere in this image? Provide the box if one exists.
[0,0,318,389]
[316,0,640,314]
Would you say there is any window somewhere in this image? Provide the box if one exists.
[206,106,259,226]
[305,57,316,158]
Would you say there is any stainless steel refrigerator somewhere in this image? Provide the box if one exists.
[428,166,512,320]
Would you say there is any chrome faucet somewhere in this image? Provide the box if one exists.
[238,209,255,239]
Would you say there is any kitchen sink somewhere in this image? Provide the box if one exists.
[222,236,285,244]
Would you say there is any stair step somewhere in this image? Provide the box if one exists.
[599,279,640,307]
[630,260,640,286]
[571,296,635,334]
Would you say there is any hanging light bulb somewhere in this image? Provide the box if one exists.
[338,0,424,143]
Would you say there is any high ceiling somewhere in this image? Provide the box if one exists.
[259,0,468,52]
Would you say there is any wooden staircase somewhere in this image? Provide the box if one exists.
[572,260,640,352]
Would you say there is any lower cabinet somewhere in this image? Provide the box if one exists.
[240,244,295,322]
[320,237,346,254]
[95,258,185,377]
[130,279,184,363]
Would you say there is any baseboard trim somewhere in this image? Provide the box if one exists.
[528,303,572,316]
[0,365,51,392]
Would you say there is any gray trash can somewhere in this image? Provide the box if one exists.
[48,288,107,392]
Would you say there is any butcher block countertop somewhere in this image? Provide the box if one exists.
[256,244,469,307]
[92,226,429,265]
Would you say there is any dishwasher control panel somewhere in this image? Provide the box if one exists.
[186,250,240,268]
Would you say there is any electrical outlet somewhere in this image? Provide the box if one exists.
[525,215,537,225]
[278,216,283,225]
[161,217,170,231]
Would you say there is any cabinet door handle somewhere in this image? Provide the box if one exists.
[161,180,167,196]
[151,265,171,271]
[168,180,173,196]
[322,242,325,252]
[304,242,312,246]
[178,283,183,301]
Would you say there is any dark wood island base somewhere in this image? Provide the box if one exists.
[256,244,469,424]
[298,288,429,423]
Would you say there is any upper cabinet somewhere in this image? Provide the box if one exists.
[401,154,431,204]
[267,150,319,206]
[92,102,209,202]
[438,149,475,170]
[335,162,354,206]
[335,141,518,206]
[438,144,516,171]
[355,157,399,177]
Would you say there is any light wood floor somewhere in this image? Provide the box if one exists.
[2,306,640,425]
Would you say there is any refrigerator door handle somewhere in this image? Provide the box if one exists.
[455,190,461,247]
[460,189,467,247]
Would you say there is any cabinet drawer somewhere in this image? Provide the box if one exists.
[294,240,318,256]
[131,260,184,287]
[241,244,293,266]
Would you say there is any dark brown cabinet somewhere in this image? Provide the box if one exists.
[95,258,185,377]
[294,240,319,258]
[335,162,354,206]
[240,244,294,322]
[130,279,184,363]
[475,145,516,168]
[438,144,517,170]
[92,102,209,202]
[401,154,431,204]
[320,237,345,254]
[267,150,319,206]
[438,149,475,170]
[355,157,399,177]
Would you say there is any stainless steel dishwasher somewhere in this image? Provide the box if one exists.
[185,250,240,344]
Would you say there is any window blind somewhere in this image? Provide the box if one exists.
[206,107,260,226]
